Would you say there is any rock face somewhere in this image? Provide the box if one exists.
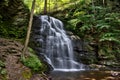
[66,32,96,65]
[30,16,53,71]
[67,32,120,70]
[30,16,42,52]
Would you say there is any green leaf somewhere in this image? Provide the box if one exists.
[100,37,120,43]
[97,24,110,29]
[0,60,5,67]
[0,69,7,75]
[80,25,91,31]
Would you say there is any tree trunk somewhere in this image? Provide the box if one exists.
[22,0,36,59]
[44,0,47,14]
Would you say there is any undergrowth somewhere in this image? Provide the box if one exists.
[21,48,48,73]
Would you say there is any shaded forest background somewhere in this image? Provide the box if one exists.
[0,0,120,75]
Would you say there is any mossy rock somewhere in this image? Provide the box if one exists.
[22,70,32,79]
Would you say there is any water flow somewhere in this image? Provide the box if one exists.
[38,15,85,71]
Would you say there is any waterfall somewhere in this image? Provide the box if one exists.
[34,15,85,71]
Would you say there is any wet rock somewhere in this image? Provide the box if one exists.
[67,32,96,64]
[30,16,58,72]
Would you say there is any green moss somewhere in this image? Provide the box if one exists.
[0,75,8,80]
[22,70,32,79]
[21,48,48,73]
[0,60,7,80]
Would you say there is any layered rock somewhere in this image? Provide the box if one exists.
[66,31,96,65]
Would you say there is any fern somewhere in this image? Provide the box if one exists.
[100,33,120,43]
[97,24,110,30]
[80,25,91,31]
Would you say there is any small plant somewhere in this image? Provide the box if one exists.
[0,60,5,67]
[21,48,48,73]
[0,60,7,75]
[21,53,42,72]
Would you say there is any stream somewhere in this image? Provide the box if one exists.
[50,70,119,80]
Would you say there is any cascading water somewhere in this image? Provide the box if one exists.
[35,15,85,71]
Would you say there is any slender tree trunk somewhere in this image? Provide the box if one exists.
[92,0,95,20]
[44,0,47,14]
[103,0,105,6]
[22,0,36,59]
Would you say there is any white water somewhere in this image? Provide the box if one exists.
[38,15,85,71]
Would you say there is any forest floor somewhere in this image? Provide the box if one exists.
[0,38,49,80]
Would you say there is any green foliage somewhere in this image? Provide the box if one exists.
[0,0,29,39]
[65,0,120,63]
[21,48,48,73]
[0,22,27,39]
[0,14,27,39]
[100,33,120,43]
[23,0,80,14]
[0,60,5,67]
[0,69,7,75]
[21,53,42,72]
[0,13,27,39]
[0,60,7,75]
